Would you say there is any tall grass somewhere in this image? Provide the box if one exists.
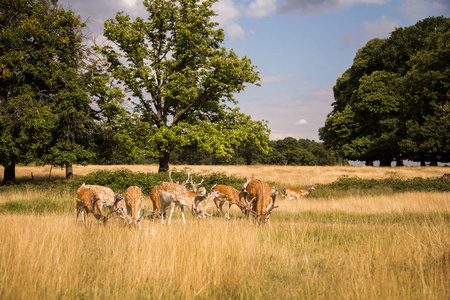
[0,191,449,299]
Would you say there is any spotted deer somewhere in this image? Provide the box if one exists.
[78,184,124,215]
[241,179,278,224]
[283,184,315,199]
[76,186,118,225]
[122,186,144,229]
[149,184,163,219]
[195,190,220,218]
[157,182,197,224]
[189,186,207,207]
[211,184,246,219]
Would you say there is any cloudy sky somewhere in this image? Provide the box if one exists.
[60,0,449,141]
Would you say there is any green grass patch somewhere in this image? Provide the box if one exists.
[0,197,73,215]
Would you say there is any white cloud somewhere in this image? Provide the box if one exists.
[120,0,139,8]
[261,74,297,84]
[345,16,399,48]
[400,0,449,20]
[226,23,246,40]
[400,0,430,20]
[361,15,399,38]
[294,119,308,125]
[246,0,277,18]
[276,0,387,16]
[212,0,245,41]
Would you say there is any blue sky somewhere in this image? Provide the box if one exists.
[60,0,449,141]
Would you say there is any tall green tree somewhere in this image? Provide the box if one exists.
[320,16,449,166]
[399,19,450,165]
[98,0,266,172]
[0,0,95,183]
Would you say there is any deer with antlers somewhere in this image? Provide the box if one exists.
[240,179,278,224]
[157,182,197,224]
[78,184,124,215]
[76,186,120,225]
[283,184,315,200]
[119,186,145,229]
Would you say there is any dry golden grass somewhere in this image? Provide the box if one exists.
[0,165,449,299]
[280,192,450,214]
[2,164,448,187]
[0,190,449,299]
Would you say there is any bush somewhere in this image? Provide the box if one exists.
[313,175,450,198]
[70,169,248,194]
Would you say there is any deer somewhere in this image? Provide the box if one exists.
[157,182,197,224]
[149,184,163,220]
[76,186,119,225]
[78,184,125,216]
[195,190,220,219]
[283,184,315,200]
[240,179,278,224]
[121,186,145,229]
[189,186,207,207]
[211,184,246,219]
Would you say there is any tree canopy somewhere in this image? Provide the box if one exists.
[320,16,450,166]
[97,0,268,172]
[0,0,94,183]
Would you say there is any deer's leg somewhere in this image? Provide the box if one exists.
[168,202,176,225]
[225,201,231,220]
[218,201,225,217]
[180,206,186,224]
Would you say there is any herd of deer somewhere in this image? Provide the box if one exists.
[75,171,315,228]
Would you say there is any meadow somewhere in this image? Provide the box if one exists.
[0,165,449,299]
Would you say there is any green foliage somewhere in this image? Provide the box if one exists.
[97,0,266,171]
[0,0,95,182]
[249,138,345,166]
[320,16,450,166]
[70,168,246,194]
[313,175,450,198]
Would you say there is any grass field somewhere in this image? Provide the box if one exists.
[0,165,449,299]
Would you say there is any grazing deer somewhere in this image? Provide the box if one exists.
[157,182,197,224]
[211,184,246,219]
[189,186,207,207]
[195,190,220,218]
[241,179,278,224]
[283,184,315,199]
[149,184,163,219]
[122,186,144,229]
[76,186,117,225]
[78,184,124,214]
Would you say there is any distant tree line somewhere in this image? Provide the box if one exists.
[320,16,450,166]
[93,137,348,166]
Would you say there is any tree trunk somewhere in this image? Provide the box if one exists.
[420,160,426,166]
[65,164,73,179]
[158,150,170,173]
[3,163,15,185]
[379,158,392,167]
[365,160,374,166]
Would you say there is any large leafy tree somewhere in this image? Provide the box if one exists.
[98,0,267,172]
[320,16,449,166]
[0,0,95,183]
